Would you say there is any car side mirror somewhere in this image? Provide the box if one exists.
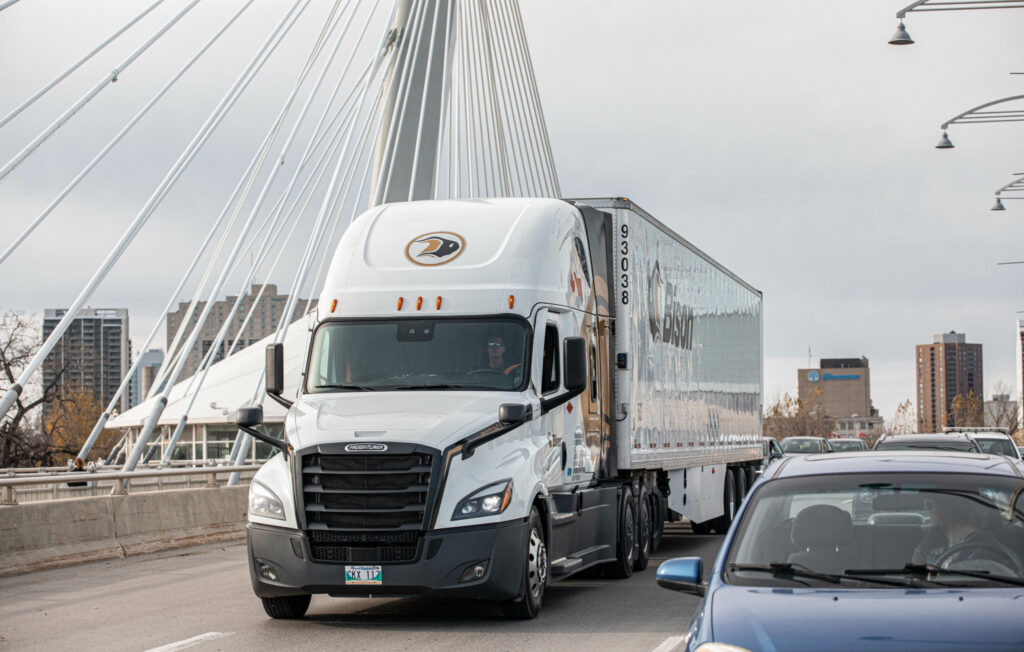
[265,343,292,408]
[498,403,532,426]
[563,336,586,393]
[656,557,706,597]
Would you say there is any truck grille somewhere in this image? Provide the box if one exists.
[300,450,435,563]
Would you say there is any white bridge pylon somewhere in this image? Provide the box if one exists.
[0,0,560,480]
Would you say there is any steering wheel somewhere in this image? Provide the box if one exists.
[467,368,506,376]
[935,542,1023,576]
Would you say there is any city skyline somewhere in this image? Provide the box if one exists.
[1,2,1022,422]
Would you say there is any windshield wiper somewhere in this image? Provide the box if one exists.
[314,384,376,391]
[728,563,917,587]
[390,384,466,391]
[849,563,1024,587]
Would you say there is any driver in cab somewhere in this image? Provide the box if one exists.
[486,335,522,383]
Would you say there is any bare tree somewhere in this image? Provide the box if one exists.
[764,391,835,440]
[0,311,62,467]
[983,382,1019,438]
[946,390,983,428]
[885,399,916,436]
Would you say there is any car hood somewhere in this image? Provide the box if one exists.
[286,391,520,451]
[709,585,1024,652]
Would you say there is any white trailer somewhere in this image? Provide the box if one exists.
[239,197,762,619]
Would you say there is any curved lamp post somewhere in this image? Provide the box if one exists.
[890,0,1024,44]
[992,173,1024,211]
[935,94,1024,149]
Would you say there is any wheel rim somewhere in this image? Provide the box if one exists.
[527,526,547,600]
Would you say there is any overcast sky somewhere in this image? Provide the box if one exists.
[1,0,1022,422]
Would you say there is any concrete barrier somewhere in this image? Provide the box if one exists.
[0,486,248,576]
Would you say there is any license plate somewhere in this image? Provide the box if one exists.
[345,565,382,585]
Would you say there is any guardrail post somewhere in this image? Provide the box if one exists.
[1,484,15,505]
[206,472,219,488]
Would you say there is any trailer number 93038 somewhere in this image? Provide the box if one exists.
[620,223,629,305]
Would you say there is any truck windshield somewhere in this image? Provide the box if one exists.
[305,318,530,393]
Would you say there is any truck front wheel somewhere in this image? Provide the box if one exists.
[261,594,310,619]
[501,507,547,619]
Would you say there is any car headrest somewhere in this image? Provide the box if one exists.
[792,504,853,549]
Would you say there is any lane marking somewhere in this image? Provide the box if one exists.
[145,631,233,652]
[651,634,687,652]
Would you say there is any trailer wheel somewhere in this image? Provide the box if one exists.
[712,469,737,534]
[735,466,748,500]
[260,594,310,619]
[501,507,547,619]
[634,486,652,571]
[605,486,637,579]
[745,465,758,492]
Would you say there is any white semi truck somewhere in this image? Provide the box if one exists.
[237,197,762,619]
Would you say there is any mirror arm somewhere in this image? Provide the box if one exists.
[267,391,293,409]
[237,424,290,459]
[540,386,585,415]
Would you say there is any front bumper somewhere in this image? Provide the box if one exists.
[247,518,528,600]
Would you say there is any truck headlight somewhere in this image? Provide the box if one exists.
[249,480,285,520]
[453,480,513,520]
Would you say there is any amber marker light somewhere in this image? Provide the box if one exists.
[416,297,423,310]
[508,295,515,309]
[330,299,337,313]
[397,297,404,311]
[436,296,442,309]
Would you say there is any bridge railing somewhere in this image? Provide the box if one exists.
[0,465,261,505]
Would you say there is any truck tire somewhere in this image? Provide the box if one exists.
[260,594,310,619]
[605,486,637,579]
[634,486,652,571]
[745,465,758,492]
[501,507,547,619]
[712,469,737,534]
[735,465,748,500]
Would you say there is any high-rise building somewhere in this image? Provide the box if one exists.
[1016,320,1024,425]
[916,331,983,432]
[166,284,315,379]
[129,349,164,407]
[42,308,131,421]
[797,357,883,437]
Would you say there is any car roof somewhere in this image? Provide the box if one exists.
[967,432,1014,439]
[767,450,1024,480]
[780,436,826,440]
[877,433,972,442]
[830,438,864,442]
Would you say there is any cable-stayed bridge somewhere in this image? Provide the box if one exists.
[0,0,559,486]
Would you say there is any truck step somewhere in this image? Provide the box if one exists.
[549,556,583,575]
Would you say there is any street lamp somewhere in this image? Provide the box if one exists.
[991,173,1024,210]
[936,94,1024,149]
[890,0,1024,44]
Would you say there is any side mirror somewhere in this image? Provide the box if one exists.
[237,406,264,428]
[235,406,289,459]
[656,557,706,597]
[563,336,587,394]
[498,403,532,426]
[265,343,292,408]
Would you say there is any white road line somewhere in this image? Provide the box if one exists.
[145,631,233,652]
[651,634,687,652]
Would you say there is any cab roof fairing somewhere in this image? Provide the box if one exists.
[315,198,591,320]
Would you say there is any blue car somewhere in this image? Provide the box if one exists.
[658,452,1024,651]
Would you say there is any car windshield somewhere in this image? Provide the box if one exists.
[726,473,1024,588]
[306,318,530,392]
[974,438,1018,457]
[780,439,823,454]
[830,440,865,452]
[875,439,976,452]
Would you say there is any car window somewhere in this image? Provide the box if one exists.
[780,439,822,454]
[726,473,1024,587]
[831,440,865,452]
[975,438,1018,457]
